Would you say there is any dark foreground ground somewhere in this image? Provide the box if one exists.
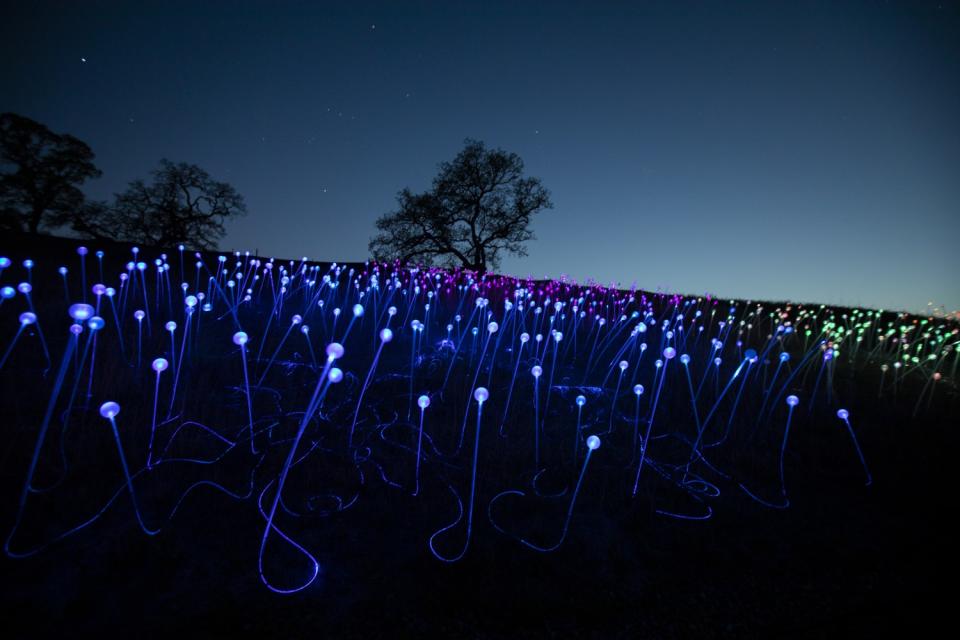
[0,234,956,638]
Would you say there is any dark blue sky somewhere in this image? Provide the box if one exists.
[3,1,958,313]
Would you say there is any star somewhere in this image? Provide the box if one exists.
[80,57,87,63]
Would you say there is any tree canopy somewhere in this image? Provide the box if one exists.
[72,160,247,250]
[369,139,552,273]
[0,112,102,234]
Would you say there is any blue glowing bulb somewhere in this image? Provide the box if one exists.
[92,284,106,296]
[152,357,169,372]
[680,354,691,365]
[786,395,799,407]
[487,321,498,333]
[99,401,120,419]
[19,312,37,325]
[134,310,145,321]
[554,331,563,342]
[520,332,530,343]
[77,246,88,256]
[185,295,198,308]
[17,282,31,294]
[1,287,14,299]
[87,316,105,331]
[0,257,8,268]
[586,435,601,450]
[531,365,543,378]
[165,321,177,332]
[326,342,344,360]
[837,409,849,420]
[69,303,94,321]
[380,328,393,343]
[291,314,302,325]
[388,306,397,316]
[328,367,343,383]
[633,384,644,396]
[745,349,758,362]
[779,352,790,362]
[418,395,430,409]
[663,347,676,359]
[474,387,489,403]
[576,395,586,407]
[70,323,83,335]
[233,331,249,346]
[353,303,364,317]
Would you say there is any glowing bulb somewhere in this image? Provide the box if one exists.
[633,384,644,395]
[532,365,543,378]
[576,395,586,406]
[19,312,37,325]
[328,367,343,383]
[87,316,105,331]
[380,328,393,342]
[99,401,120,419]
[837,409,849,420]
[233,331,249,346]
[663,347,676,359]
[418,395,430,409]
[68,304,94,321]
[474,387,489,403]
[326,342,344,361]
[353,303,364,317]
[786,395,799,407]
[586,435,601,450]
[680,354,690,365]
[152,357,169,372]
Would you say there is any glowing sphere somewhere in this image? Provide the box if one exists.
[326,342,345,360]
[99,401,120,419]
[633,384,644,395]
[786,395,799,407]
[553,331,563,342]
[134,310,145,321]
[328,368,343,383]
[531,365,543,378]
[618,360,629,371]
[380,328,393,343]
[70,323,83,335]
[185,295,198,308]
[837,409,849,420]
[680,354,690,365]
[17,282,31,294]
[233,331,249,346]
[745,349,758,362]
[92,284,106,296]
[586,435,601,450]
[19,312,37,325]
[291,314,303,325]
[663,347,676,359]
[487,321,498,333]
[165,321,177,332]
[0,257,8,268]
[1,287,14,299]
[576,395,586,407]
[69,303,94,321]
[152,357,169,372]
[77,246,88,256]
[418,395,430,409]
[779,352,790,362]
[353,303,364,317]
[474,387,489,403]
[520,332,530,343]
[87,316,105,331]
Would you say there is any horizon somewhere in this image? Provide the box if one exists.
[2,0,958,314]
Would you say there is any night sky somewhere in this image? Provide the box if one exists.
[2,1,958,313]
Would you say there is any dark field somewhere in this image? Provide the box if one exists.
[0,233,956,638]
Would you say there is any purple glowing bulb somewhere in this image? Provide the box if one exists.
[837,409,849,420]
[474,387,489,403]
[68,303,94,321]
[786,395,799,407]
[233,331,249,346]
[152,357,169,372]
[326,342,344,361]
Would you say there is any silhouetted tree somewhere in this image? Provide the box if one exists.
[73,160,246,250]
[369,139,552,273]
[0,113,101,234]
